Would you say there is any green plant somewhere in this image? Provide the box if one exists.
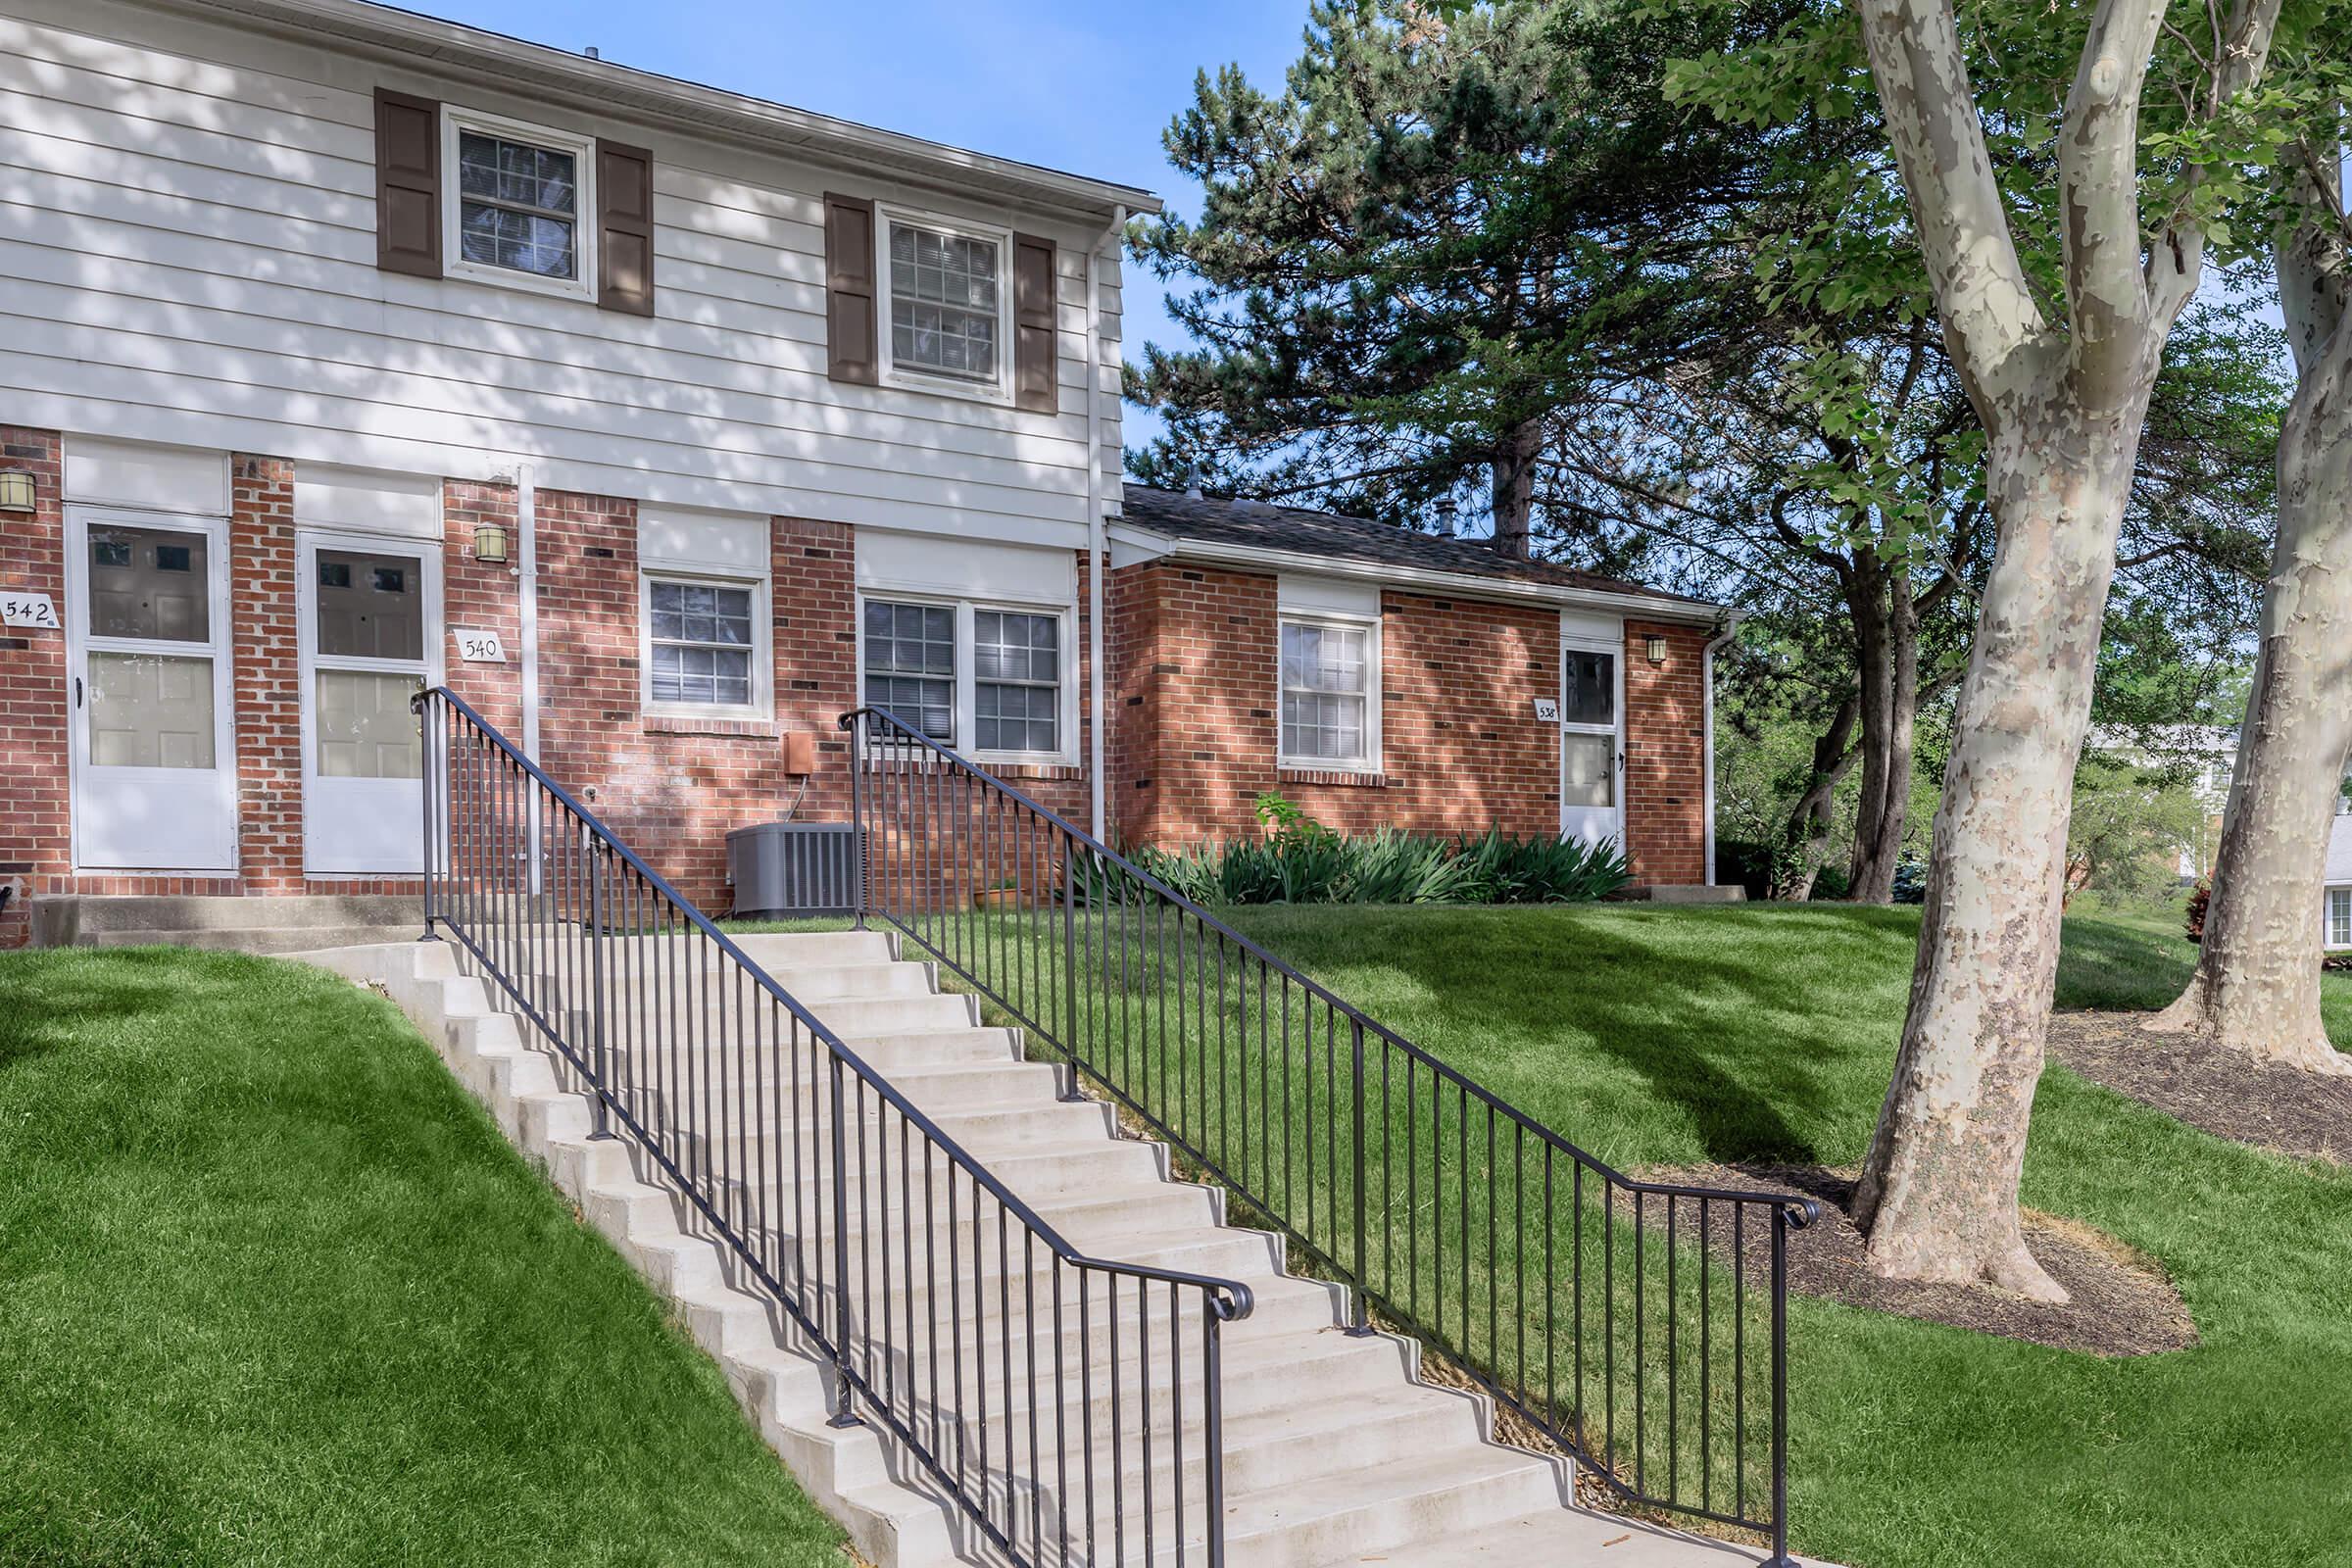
[1122,825,1628,907]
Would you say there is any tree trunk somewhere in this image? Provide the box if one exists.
[1774,691,1860,899]
[2151,188,2352,1076]
[1491,417,1542,559]
[1847,562,1920,903]
[1848,0,2279,1300]
[1852,406,2150,1303]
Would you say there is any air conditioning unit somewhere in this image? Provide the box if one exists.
[725,821,861,919]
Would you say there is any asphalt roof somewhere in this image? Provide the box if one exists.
[1119,485,1719,612]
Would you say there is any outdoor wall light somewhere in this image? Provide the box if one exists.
[472,521,511,564]
[0,470,36,514]
[1644,633,1669,665]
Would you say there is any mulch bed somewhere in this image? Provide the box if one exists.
[1645,1163,2197,1357]
[2046,1009,2352,1165]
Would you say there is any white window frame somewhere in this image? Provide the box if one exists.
[2328,887,2352,951]
[857,592,1077,766]
[640,570,772,722]
[1277,612,1382,773]
[441,104,598,302]
[873,204,1016,405]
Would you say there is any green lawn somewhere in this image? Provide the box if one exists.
[1206,902,2352,1568]
[0,947,847,1568]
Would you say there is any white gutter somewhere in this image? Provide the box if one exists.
[1701,614,1741,887]
[1107,524,1724,627]
[181,0,1160,220]
[517,465,540,762]
[1084,206,1127,841]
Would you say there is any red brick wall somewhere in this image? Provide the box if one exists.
[442,479,523,735]
[0,426,66,947]
[1108,560,1711,887]
[1622,619,1709,886]
[228,454,303,893]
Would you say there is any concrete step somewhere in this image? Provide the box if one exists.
[37,893,424,938]
[76,924,430,956]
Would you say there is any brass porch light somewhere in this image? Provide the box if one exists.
[472,521,511,564]
[0,470,36,514]
[1644,633,1669,665]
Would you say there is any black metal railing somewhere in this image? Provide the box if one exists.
[416,688,1250,1567]
[843,705,1819,1565]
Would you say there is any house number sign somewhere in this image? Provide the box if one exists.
[452,628,508,662]
[1,591,59,630]
[1531,698,1560,722]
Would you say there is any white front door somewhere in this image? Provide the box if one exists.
[299,532,441,875]
[1559,641,1625,850]
[66,508,239,870]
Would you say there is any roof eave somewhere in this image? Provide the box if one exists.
[1111,525,1727,625]
[163,0,1161,220]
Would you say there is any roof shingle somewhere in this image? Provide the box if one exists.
[1118,485,1717,612]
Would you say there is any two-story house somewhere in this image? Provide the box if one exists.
[0,0,1729,947]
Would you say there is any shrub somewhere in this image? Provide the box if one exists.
[1117,802,1631,908]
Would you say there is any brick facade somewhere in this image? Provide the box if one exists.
[0,425,66,948]
[0,427,1713,946]
[1109,559,1712,888]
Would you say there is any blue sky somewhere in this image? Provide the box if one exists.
[428,0,1308,453]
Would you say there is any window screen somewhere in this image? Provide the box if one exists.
[1562,649,1615,725]
[458,128,578,279]
[975,611,1059,754]
[888,222,1000,381]
[648,578,756,709]
[1280,621,1371,764]
[864,600,956,741]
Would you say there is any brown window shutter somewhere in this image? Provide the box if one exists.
[597,139,656,316]
[374,88,441,277]
[824,193,878,385]
[1012,232,1057,413]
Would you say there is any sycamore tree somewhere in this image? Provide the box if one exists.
[2155,13,2352,1074]
[1676,0,2287,1298]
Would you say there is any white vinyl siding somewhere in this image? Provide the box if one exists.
[1279,616,1377,770]
[0,0,1124,542]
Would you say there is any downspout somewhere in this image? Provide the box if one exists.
[1702,613,1740,887]
[517,464,541,763]
[1084,204,1126,843]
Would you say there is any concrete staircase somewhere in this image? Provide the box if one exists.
[300,930,1785,1568]
[34,894,424,954]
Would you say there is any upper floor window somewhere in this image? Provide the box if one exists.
[879,211,1011,397]
[443,108,597,300]
[1279,616,1378,770]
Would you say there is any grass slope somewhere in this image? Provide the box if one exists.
[0,947,846,1568]
[1216,902,2352,1568]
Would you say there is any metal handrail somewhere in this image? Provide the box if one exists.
[417,686,1250,1567]
[844,703,1819,1565]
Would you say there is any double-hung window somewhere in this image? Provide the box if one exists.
[2329,888,2352,950]
[444,108,595,298]
[1279,617,1377,770]
[863,601,957,743]
[975,612,1059,755]
[645,576,764,717]
[862,598,1069,760]
[878,210,1010,396]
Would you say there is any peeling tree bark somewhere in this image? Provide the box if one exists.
[1846,0,2281,1300]
[2153,170,2352,1076]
